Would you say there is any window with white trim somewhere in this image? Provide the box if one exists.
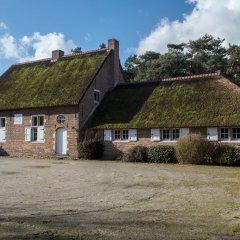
[25,115,45,142]
[220,128,229,140]
[172,129,180,140]
[122,130,129,140]
[114,130,121,140]
[113,129,132,141]
[162,129,170,141]
[232,128,240,140]
[94,89,100,103]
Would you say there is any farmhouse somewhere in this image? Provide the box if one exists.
[0,39,124,157]
[0,38,240,159]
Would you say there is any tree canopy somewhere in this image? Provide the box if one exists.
[124,34,240,84]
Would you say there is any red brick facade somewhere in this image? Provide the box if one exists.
[94,128,240,159]
[0,106,79,157]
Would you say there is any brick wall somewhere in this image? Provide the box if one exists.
[95,128,240,159]
[79,49,124,129]
[0,106,79,157]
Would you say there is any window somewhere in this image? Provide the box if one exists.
[57,115,65,124]
[122,130,129,140]
[114,129,129,141]
[220,128,229,140]
[0,118,5,127]
[172,129,180,140]
[94,90,100,103]
[25,115,44,142]
[162,129,170,140]
[114,130,121,140]
[232,128,240,140]
[32,115,44,126]
[31,127,38,141]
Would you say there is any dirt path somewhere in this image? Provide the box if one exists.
[0,157,240,239]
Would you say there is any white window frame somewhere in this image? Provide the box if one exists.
[113,129,137,142]
[162,129,170,142]
[220,127,229,141]
[172,129,180,141]
[232,127,240,141]
[25,115,45,143]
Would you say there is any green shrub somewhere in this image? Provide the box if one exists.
[147,145,177,163]
[175,134,214,165]
[213,145,240,166]
[78,139,104,159]
[122,146,148,162]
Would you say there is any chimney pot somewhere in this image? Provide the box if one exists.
[52,50,64,61]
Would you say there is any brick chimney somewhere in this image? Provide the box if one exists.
[108,39,122,85]
[52,50,64,61]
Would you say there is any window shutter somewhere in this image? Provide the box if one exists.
[151,129,160,141]
[180,128,189,137]
[0,128,6,142]
[104,130,112,141]
[129,129,137,141]
[38,127,45,142]
[25,127,31,142]
[207,127,218,141]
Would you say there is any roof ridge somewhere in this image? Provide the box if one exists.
[162,72,220,81]
[12,48,109,67]
[117,73,222,87]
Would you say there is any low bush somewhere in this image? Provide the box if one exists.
[175,134,214,165]
[78,139,104,159]
[147,145,177,163]
[213,145,240,166]
[122,145,148,162]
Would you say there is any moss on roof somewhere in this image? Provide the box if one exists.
[90,76,240,129]
[0,50,108,110]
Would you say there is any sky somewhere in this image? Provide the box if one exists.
[0,0,240,75]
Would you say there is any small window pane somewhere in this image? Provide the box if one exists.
[32,116,38,126]
[173,129,180,140]
[114,130,121,140]
[0,118,5,127]
[39,116,44,126]
[232,128,240,139]
[221,128,229,139]
[31,127,38,141]
[163,129,170,140]
[122,130,129,140]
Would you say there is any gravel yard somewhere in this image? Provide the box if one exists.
[0,157,240,240]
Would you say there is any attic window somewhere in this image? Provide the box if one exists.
[94,89,100,103]
[57,115,66,124]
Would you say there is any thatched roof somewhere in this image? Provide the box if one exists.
[90,75,240,129]
[0,49,109,110]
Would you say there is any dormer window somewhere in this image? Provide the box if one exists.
[94,89,100,103]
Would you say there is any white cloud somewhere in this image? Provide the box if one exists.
[137,0,240,54]
[0,34,22,59]
[0,31,76,62]
[0,22,7,30]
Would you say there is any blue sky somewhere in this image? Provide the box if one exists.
[0,0,240,75]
